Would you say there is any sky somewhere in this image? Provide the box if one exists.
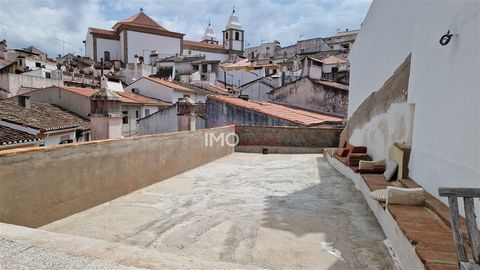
[0,0,372,57]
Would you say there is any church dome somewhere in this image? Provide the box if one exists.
[202,22,217,41]
[225,8,242,30]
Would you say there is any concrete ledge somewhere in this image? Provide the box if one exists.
[235,145,324,154]
[325,148,425,270]
[0,222,260,270]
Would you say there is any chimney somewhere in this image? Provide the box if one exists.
[177,97,196,131]
[17,95,30,109]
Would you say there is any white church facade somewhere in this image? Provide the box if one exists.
[84,8,245,64]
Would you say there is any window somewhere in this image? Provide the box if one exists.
[183,94,190,98]
[45,72,51,78]
[251,52,255,59]
[135,110,139,118]
[59,135,73,144]
[104,51,110,61]
[225,32,229,39]
[145,109,150,116]
[122,111,128,124]
[35,62,41,67]
[188,50,192,55]
[235,32,240,40]
[284,52,287,58]
[18,59,23,65]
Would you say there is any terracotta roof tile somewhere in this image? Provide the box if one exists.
[0,126,42,146]
[113,12,167,30]
[0,100,90,132]
[89,27,119,38]
[143,77,195,93]
[208,96,343,126]
[183,40,224,50]
[54,86,170,105]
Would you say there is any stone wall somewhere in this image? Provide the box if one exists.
[268,77,348,116]
[236,125,343,148]
[0,126,235,227]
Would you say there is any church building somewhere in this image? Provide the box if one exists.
[84,8,244,64]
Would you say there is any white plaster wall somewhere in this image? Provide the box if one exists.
[309,65,322,80]
[183,49,228,62]
[125,78,206,103]
[232,40,243,51]
[27,87,91,117]
[218,69,261,87]
[24,58,56,71]
[44,131,76,146]
[138,105,178,135]
[96,38,121,61]
[126,31,181,64]
[85,32,94,58]
[349,0,480,202]
[406,2,480,198]
[125,78,173,102]
[0,73,64,98]
[348,1,419,117]
[349,103,415,162]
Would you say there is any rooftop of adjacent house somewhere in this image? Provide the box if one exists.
[0,126,42,146]
[192,82,229,95]
[208,95,343,126]
[142,77,209,95]
[311,55,349,65]
[314,80,349,91]
[42,86,171,106]
[0,100,90,132]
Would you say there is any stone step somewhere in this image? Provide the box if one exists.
[0,222,262,270]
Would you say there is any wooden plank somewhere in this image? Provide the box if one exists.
[439,188,480,198]
[464,197,480,263]
[449,196,468,262]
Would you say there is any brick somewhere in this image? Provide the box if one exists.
[426,263,459,270]
[416,249,458,265]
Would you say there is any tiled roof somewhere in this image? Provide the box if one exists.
[0,100,90,132]
[208,96,342,126]
[117,92,170,106]
[0,126,42,146]
[192,82,229,95]
[313,55,349,65]
[143,77,196,93]
[89,27,119,38]
[54,86,170,105]
[113,12,167,31]
[0,57,14,66]
[183,40,225,50]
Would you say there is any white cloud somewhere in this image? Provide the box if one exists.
[0,0,371,57]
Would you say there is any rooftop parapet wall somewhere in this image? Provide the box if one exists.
[236,125,342,147]
[0,126,235,228]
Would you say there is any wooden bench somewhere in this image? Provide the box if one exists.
[439,188,480,270]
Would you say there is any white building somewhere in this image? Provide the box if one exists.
[346,0,480,203]
[84,9,184,64]
[124,77,209,103]
[85,8,245,64]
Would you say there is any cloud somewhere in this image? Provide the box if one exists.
[0,0,371,57]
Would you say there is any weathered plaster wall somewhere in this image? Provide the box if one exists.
[340,55,411,150]
[0,73,64,98]
[236,125,342,147]
[0,126,235,227]
[268,77,348,116]
[349,103,415,161]
[206,98,298,128]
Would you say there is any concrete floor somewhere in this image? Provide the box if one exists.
[42,153,394,269]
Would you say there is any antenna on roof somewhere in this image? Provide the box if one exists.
[233,6,235,13]
[140,7,144,13]
[56,38,72,56]
[208,19,211,26]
